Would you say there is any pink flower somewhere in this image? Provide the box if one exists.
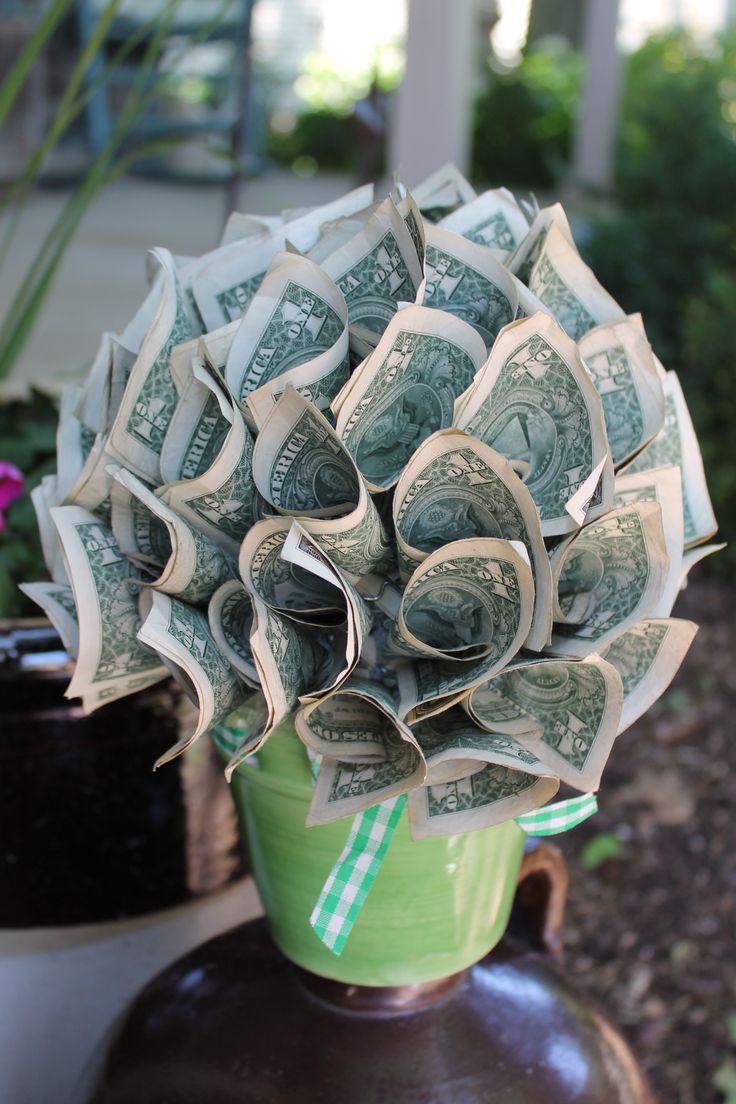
[0,461,24,533]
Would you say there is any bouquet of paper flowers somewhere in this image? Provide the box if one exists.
[23,164,721,844]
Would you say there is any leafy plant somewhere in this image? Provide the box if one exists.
[583,29,736,570]
[0,392,57,618]
[580,832,623,870]
[471,37,583,189]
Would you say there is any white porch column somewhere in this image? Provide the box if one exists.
[572,0,622,191]
[389,0,478,185]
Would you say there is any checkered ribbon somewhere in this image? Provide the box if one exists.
[515,792,598,835]
[309,795,407,955]
[310,791,598,956]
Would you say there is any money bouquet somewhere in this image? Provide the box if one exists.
[24,164,721,864]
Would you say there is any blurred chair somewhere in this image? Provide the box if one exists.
[75,0,259,181]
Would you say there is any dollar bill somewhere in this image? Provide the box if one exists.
[50,506,168,710]
[466,654,623,791]
[600,617,698,734]
[252,386,392,577]
[220,211,283,248]
[320,197,423,341]
[546,502,671,657]
[160,344,237,485]
[73,332,114,436]
[613,466,684,616]
[239,516,343,621]
[158,364,259,554]
[678,542,727,590]
[455,312,613,536]
[57,384,95,501]
[619,370,718,548]
[225,594,331,776]
[107,248,198,483]
[223,252,350,426]
[411,162,477,222]
[396,189,426,269]
[296,678,426,825]
[31,475,69,584]
[422,224,520,347]
[334,305,486,491]
[412,706,556,784]
[388,538,534,665]
[110,467,235,604]
[137,589,250,767]
[392,429,552,649]
[60,434,115,524]
[408,762,558,839]
[207,579,259,686]
[506,202,575,283]
[528,224,626,341]
[438,187,530,262]
[188,186,378,331]
[281,521,373,691]
[18,581,80,658]
[578,314,665,467]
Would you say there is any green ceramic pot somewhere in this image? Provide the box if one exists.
[228,718,525,986]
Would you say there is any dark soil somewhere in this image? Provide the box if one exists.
[556,578,736,1104]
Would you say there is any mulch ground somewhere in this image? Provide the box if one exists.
[555,577,736,1104]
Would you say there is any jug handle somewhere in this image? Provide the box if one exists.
[509,840,568,958]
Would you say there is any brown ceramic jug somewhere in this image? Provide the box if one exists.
[89,844,654,1103]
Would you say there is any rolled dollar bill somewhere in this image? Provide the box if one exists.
[506,202,575,283]
[252,386,392,577]
[19,581,79,658]
[528,224,626,341]
[320,196,423,344]
[613,465,684,616]
[546,502,671,657]
[158,363,259,554]
[388,538,534,667]
[296,679,426,825]
[422,224,520,347]
[239,516,343,621]
[224,252,349,426]
[50,506,168,711]
[392,429,552,649]
[137,589,250,767]
[411,162,477,222]
[207,580,259,686]
[438,187,530,262]
[600,617,698,734]
[455,312,613,536]
[578,314,665,467]
[466,654,623,791]
[619,369,718,549]
[108,249,198,483]
[408,762,558,840]
[110,467,235,605]
[225,595,331,777]
[335,305,486,492]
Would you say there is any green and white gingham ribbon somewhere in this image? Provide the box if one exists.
[515,791,598,836]
[310,791,598,956]
[310,794,407,955]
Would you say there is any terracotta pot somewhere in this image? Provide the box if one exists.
[0,621,245,926]
[90,721,654,1103]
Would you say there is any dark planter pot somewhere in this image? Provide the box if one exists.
[90,846,654,1104]
[0,621,246,927]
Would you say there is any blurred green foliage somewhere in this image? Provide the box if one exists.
[584,30,736,568]
[471,37,582,189]
[266,108,353,172]
[0,392,58,618]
